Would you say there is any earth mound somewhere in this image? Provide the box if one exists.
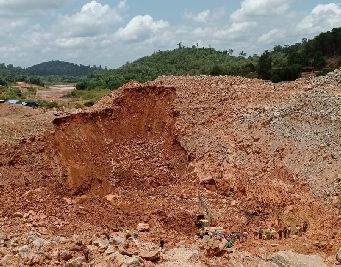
[0,71,341,263]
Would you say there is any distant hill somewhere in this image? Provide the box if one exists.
[79,28,341,90]
[1,27,341,92]
[76,47,258,90]
[27,60,102,76]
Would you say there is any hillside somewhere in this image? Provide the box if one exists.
[260,27,341,82]
[74,27,341,92]
[27,60,101,76]
[1,27,340,94]
[76,48,257,90]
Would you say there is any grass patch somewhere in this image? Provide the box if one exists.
[36,100,59,109]
[74,103,84,109]
[0,87,22,100]
[68,88,110,101]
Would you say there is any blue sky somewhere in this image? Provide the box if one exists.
[0,0,340,68]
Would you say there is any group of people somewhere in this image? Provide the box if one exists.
[195,221,309,249]
[255,221,309,240]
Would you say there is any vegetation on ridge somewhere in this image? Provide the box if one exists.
[0,27,340,103]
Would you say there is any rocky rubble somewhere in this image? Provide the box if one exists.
[0,230,163,267]
[312,68,341,88]
[267,251,327,267]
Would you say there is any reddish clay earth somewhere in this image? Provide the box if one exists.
[0,69,341,266]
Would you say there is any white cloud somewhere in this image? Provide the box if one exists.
[231,0,290,21]
[257,28,285,44]
[118,0,127,10]
[116,15,169,42]
[59,1,122,38]
[186,10,211,23]
[297,3,341,34]
[214,22,257,41]
[0,0,339,69]
[55,37,95,49]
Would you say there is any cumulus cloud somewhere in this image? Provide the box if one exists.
[214,21,257,41]
[118,0,127,10]
[297,3,341,34]
[116,15,169,42]
[257,28,285,44]
[59,1,122,38]
[0,0,339,69]
[231,0,291,21]
[186,10,211,23]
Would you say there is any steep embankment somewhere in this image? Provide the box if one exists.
[52,86,189,196]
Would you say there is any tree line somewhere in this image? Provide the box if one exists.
[1,27,340,95]
[257,27,341,82]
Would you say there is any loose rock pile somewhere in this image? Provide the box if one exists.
[0,229,163,267]
[312,68,341,88]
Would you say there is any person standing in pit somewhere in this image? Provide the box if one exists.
[226,240,233,248]
[303,221,309,233]
[258,226,264,240]
[294,225,299,236]
[160,238,165,252]
[283,226,288,239]
[287,226,291,238]
[278,228,283,240]
[265,228,271,240]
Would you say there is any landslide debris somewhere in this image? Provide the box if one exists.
[0,70,341,266]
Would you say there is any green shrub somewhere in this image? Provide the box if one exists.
[27,87,37,96]
[74,103,84,109]
[2,88,22,100]
[84,100,94,107]
[210,64,226,76]
[36,100,59,109]
[68,88,110,101]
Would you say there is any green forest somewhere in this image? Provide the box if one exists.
[259,27,341,82]
[75,27,341,91]
[1,27,340,102]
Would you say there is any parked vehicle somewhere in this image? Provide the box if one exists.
[22,101,39,108]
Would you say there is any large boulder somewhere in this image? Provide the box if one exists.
[107,252,141,267]
[104,245,116,256]
[203,238,225,257]
[119,246,139,257]
[59,250,73,261]
[65,256,86,267]
[111,236,125,246]
[139,249,160,262]
[93,238,110,251]
[118,241,139,257]
[17,245,44,266]
[268,251,327,267]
